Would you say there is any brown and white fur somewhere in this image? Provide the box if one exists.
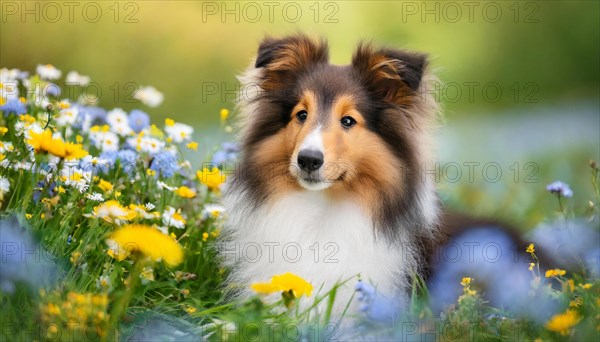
[221,34,442,315]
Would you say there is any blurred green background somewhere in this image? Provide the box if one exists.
[2,0,599,226]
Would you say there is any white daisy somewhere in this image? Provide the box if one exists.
[106,108,129,127]
[36,64,61,80]
[145,202,156,211]
[86,192,105,202]
[134,86,164,107]
[0,141,13,154]
[55,106,79,126]
[0,68,27,82]
[162,206,186,229]
[61,167,91,193]
[157,181,177,191]
[138,136,164,154]
[65,71,90,86]
[15,121,43,138]
[80,155,110,170]
[89,130,119,152]
[0,176,10,195]
[129,204,157,220]
[164,122,194,143]
[96,275,112,291]
[202,204,225,220]
[140,266,155,284]
[101,132,120,152]
[11,161,35,172]
[111,122,132,137]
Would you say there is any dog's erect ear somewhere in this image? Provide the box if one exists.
[352,43,427,104]
[255,34,329,90]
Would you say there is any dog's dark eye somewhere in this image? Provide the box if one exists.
[341,116,356,128]
[296,110,308,123]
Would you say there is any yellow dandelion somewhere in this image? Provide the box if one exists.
[220,108,230,122]
[545,310,581,335]
[70,251,81,265]
[184,305,197,314]
[19,114,35,124]
[147,169,156,177]
[569,297,583,308]
[186,141,198,151]
[106,224,184,266]
[196,167,226,191]
[63,142,88,160]
[57,186,66,194]
[175,186,196,198]
[98,179,113,192]
[460,277,472,286]
[93,200,137,224]
[165,118,175,127]
[25,213,33,219]
[27,129,88,160]
[579,283,593,289]
[545,269,566,278]
[0,127,8,135]
[46,303,61,315]
[251,272,313,298]
[526,243,535,254]
[202,232,209,242]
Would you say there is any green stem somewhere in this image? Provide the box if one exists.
[557,194,568,227]
[107,259,145,340]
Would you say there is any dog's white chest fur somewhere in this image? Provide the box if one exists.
[223,190,407,309]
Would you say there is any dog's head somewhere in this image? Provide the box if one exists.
[234,34,439,232]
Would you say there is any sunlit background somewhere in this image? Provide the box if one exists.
[2,0,599,227]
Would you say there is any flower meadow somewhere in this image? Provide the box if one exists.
[0,65,599,341]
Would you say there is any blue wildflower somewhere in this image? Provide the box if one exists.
[33,181,56,203]
[0,98,27,115]
[73,105,107,129]
[92,151,118,174]
[150,151,178,178]
[44,83,61,97]
[211,142,239,165]
[355,280,401,322]
[529,220,600,278]
[427,226,559,323]
[116,149,138,175]
[546,180,573,197]
[99,151,117,167]
[128,110,150,133]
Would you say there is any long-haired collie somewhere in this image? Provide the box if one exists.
[221,34,526,317]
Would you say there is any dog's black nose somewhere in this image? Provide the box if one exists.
[297,150,324,172]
